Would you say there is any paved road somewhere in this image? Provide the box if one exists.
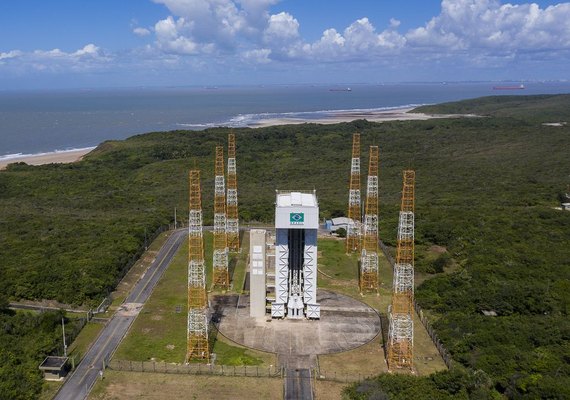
[285,368,313,400]
[54,229,187,400]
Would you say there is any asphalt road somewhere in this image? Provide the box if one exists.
[54,229,187,400]
[285,368,314,400]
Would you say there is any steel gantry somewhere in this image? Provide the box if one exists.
[212,146,230,289]
[226,133,240,253]
[186,170,210,362]
[387,170,416,371]
[346,133,362,254]
[360,146,379,293]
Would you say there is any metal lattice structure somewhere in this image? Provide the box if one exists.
[212,146,229,289]
[346,133,362,253]
[387,170,415,371]
[360,146,379,292]
[186,170,210,363]
[226,133,239,252]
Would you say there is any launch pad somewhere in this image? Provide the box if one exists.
[213,290,381,357]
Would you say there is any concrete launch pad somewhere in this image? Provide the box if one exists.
[212,290,381,357]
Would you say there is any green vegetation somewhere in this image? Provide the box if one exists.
[115,232,273,366]
[317,238,447,377]
[318,238,358,281]
[0,306,84,400]
[1,94,569,398]
[345,367,498,400]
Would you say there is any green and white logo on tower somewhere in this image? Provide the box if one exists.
[290,212,304,225]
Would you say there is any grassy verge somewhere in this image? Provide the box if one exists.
[89,370,283,400]
[39,381,63,400]
[314,380,347,400]
[230,231,249,293]
[114,232,272,366]
[67,321,106,364]
[108,231,172,312]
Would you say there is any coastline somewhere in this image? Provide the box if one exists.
[248,107,449,127]
[0,147,95,170]
[0,107,458,169]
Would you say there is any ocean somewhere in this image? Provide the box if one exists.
[1,82,569,159]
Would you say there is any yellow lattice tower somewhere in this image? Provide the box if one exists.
[226,133,239,252]
[212,146,229,289]
[346,133,362,253]
[187,170,209,362]
[387,170,416,371]
[360,146,379,292]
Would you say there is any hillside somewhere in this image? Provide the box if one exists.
[0,94,569,398]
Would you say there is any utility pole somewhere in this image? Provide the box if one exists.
[174,207,177,229]
[61,317,67,357]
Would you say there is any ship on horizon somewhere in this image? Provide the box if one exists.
[493,84,525,90]
[329,87,352,92]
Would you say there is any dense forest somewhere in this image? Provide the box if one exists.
[0,295,83,400]
[0,94,569,398]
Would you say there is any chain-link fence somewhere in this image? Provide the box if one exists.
[109,359,282,378]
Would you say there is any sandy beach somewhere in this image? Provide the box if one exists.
[0,147,95,170]
[0,107,461,169]
[249,107,455,127]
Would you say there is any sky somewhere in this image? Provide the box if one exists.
[0,0,569,89]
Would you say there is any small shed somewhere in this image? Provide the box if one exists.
[325,217,351,232]
[39,356,69,381]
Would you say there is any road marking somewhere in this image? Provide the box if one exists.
[77,318,124,386]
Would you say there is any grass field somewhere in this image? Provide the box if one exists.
[314,380,348,400]
[114,231,274,366]
[89,370,283,400]
[316,237,447,377]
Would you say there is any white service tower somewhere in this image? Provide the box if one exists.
[271,191,320,319]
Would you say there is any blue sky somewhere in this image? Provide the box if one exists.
[1,0,569,89]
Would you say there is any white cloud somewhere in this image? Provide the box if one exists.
[264,12,299,41]
[300,17,405,61]
[241,48,271,63]
[153,16,200,54]
[31,44,104,60]
[0,50,23,60]
[405,0,570,51]
[4,0,570,82]
[389,18,401,29]
[73,44,100,57]
[152,0,256,49]
[133,27,151,36]
[0,44,109,72]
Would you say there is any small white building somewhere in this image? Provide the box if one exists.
[327,217,351,232]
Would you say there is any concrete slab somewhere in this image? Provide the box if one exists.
[212,290,381,367]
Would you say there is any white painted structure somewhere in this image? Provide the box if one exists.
[249,229,267,317]
[272,191,320,319]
